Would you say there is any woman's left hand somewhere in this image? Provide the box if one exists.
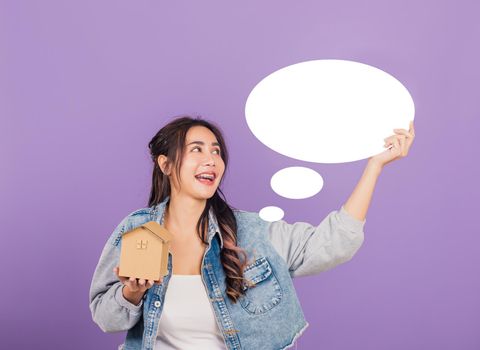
[369,120,416,168]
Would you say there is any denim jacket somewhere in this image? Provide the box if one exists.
[89,196,365,350]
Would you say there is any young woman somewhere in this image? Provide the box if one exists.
[89,115,415,350]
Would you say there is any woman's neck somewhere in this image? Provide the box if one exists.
[163,194,207,237]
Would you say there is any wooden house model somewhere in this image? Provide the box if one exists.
[119,221,173,281]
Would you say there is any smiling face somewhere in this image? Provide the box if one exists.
[161,125,226,201]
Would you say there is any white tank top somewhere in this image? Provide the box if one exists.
[154,274,227,350]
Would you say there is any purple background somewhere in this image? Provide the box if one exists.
[1,0,479,349]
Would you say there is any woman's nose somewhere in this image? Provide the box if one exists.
[203,153,215,166]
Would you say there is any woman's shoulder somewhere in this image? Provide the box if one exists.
[115,206,156,232]
[231,208,271,230]
[127,206,155,217]
[232,207,259,219]
[105,206,157,246]
[119,206,156,222]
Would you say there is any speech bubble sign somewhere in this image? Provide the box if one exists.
[245,59,415,163]
[270,166,324,199]
[258,206,285,222]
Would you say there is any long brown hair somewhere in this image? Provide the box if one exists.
[147,115,249,303]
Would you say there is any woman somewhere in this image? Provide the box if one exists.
[89,115,415,350]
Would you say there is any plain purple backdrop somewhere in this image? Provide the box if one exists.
[1,1,479,349]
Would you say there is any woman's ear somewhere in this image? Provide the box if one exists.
[157,155,171,176]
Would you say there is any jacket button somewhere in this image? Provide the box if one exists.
[154,301,161,307]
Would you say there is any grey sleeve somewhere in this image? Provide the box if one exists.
[267,206,366,278]
[89,218,144,333]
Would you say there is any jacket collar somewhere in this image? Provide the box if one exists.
[153,196,223,248]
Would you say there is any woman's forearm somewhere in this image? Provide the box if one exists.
[343,159,383,221]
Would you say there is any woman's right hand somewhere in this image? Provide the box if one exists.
[113,267,164,305]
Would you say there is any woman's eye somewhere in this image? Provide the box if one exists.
[192,147,220,155]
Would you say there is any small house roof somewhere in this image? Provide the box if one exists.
[135,221,173,243]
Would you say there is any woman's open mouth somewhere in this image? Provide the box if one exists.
[195,174,215,186]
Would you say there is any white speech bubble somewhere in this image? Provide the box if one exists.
[259,206,284,222]
[245,59,415,163]
[270,166,324,199]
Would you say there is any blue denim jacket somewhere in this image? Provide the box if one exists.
[89,196,365,350]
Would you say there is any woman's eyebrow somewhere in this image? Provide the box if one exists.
[187,141,221,147]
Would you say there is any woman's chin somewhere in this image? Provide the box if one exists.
[191,188,217,200]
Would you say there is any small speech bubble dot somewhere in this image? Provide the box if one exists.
[259,206,285,222]
[245,59,415,163]
[270,166,324,199]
